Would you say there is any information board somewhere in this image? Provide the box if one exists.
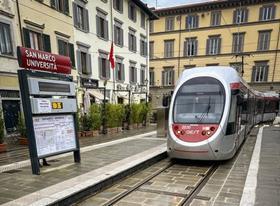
[33,114,77,157]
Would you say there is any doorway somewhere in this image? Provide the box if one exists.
[2,100,20,133]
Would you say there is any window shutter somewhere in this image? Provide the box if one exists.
[194,39,198,55]
[171,70,174,85]
[271,5,276,19]
[121,64,125,81]
[251,66,256,82]
[217,38,221,54]
[114,25,117,43]
[161,71,164,86]
[128,35,132,50]
[259,7,263,20]
[73,3,78,27]
[84,9,89,32]
[23,28,31,48]
[120,28,123,46]
[185,16,188,29]
[42,34,51,52]
[233,10,237,23]
[144,42,147,56]
[96,16,101,37]
[98,57,102,78]
[50,0,55,8]
[76,50,82,73]
[133,36,137,51]
[140,40,143,55]
[183,41,187,56]
[134,68,137,83]
[68,43,75,67]
[113,0,116,10]
[64,0,69,14]
[129,67,132,82]
[120,0,123,12]
[195,15,199,28]
[264,65,269,81]
[86,53,92,75]
[106,59,110,79]
[128,4,131,19]
[104,20,109,40]
[206,39,210,55]
[58,40,64,55]
[244,8,249,22]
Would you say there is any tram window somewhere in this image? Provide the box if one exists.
[226,95,236,135]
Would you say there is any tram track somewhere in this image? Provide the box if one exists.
[99,160,219,206]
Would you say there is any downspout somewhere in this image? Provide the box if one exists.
[271,20,280,90]
[177,15,182,78]
[16,0,24,46]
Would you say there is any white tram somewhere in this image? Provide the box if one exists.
[168,67,279,160]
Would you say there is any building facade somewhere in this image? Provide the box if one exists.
[149,0,280,108]
[72,0,157,108]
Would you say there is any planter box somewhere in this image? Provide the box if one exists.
[84,131,93,137]
[78,132,84,138]
[0,143,7,153]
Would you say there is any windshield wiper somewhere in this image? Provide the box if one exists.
[198,97,211,123]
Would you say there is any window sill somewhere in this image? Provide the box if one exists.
[129,49,137,53]
[0,54,16,60]
[115,43,123,48]
[97,36,109,42]
[114,8,123,14]
[75,26,89,33]
[100,76,110,80]
[116,80,125,83]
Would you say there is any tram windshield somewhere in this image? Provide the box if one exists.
[173,77,225,124]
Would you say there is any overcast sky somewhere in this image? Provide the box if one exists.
[142,0,211,8]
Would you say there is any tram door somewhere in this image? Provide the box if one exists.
[2,100,20,133]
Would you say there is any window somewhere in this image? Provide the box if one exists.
[141,12,145,29]
[140,35,147,57]
[251,62,269,82]
[149,21,154,33]
[206,35,221,55]
[184,65,196,70]
[128,2,137,22]
[206,63,219,66]
[140,65,146,85]
[113,0,123,12]
[184,37,198,56]
[128,28,136,52]
[211,11,221,26]
[162,67,174,86]
[149,68,155,86]
[165,16,174,31]
[58,39,75,67]
[73,2,89,32]
[232,33,245,53]
[77,46,91,74]
[51,0,69,15]
[129,62,137,83]
[96,9,109,40]
[149,41,154,59]
[0,22,13,56]
[23,28,51,52]
[230,62,242,73]
[186,15,199,29]
[164,40,174,58]
[115,57,124,82]
[259,5,276,21]
[99,52,110,79]
[114,19,123,46]
[233,8,248,24]
[257,30,271,51]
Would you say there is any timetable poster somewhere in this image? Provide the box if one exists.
[33,114,77,157]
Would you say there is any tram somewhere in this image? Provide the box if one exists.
[168,67,279,160]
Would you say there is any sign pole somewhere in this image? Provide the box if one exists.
[18,70,40,175]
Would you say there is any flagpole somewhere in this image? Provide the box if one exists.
[110,0,116,103]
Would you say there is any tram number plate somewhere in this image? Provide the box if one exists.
[52,102,63,109]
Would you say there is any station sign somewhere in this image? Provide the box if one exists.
[17,46,71,74]
[80,77,99,89]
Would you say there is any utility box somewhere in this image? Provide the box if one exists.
[157,106,169,137]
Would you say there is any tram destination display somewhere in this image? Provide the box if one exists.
[33,114,77,157]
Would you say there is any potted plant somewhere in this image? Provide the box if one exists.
[89,104,101,136]
[80,114,92,137]
[18,113,28,145]
[0,111,7,152]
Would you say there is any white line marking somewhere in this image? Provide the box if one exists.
[41,163,74,174]
[2,144,166,206]
[0,131,157,173]
[239,125,266,206]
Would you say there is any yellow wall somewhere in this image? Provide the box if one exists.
[150,2,280,87]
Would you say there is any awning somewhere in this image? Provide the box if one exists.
[87,90,109,100]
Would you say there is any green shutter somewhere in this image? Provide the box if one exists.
[73,3,78,27]
[251,66,256,82]
[68,43,75,68]
[64,0,69,15]
[42,34,51,52]
[23,28,31,48]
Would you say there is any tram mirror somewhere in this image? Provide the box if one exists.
[237,96,243,105]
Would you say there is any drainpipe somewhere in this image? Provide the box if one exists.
[16,0,24,46]
[177,15,182,78]
[271,21,280,90]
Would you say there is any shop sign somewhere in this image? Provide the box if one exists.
[17,46,71,74]
[80,77,99,88]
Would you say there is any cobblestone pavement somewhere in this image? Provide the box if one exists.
[255,126,280,206]
[0,126,156,166]
[0,129,163,204]
[77,127,260,206]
